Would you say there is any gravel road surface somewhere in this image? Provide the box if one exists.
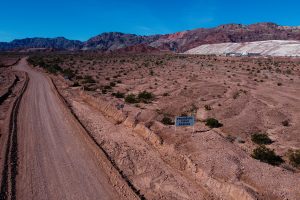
[13,58,126,200]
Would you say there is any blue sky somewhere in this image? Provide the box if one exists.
[1,0,299,42]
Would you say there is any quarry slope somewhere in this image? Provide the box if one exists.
[185,40,300,57]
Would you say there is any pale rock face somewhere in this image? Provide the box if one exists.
[185,40,300,57]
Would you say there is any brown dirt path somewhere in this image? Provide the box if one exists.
[13,58,136,200]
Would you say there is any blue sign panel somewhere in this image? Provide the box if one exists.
[175,116,195,127]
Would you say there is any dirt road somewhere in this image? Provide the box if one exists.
[12,58,132,200]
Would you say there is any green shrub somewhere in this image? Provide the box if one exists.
[49,65,62,74]
[27,56,43,66]
[233,91,240,99]
[102,89,107,94]
[83,85,96,91]
[205,118,223,128]
[62,68,75,79]
[204,105,212,110]
[252,145,284,166]
[281,120,289,127]
[112,92,124,98]
[83,75,96,83]
[27,56,63,74]
[72,82,80,87]
[161,116,173,125]
[251,133,272,145]
[125,94,138,104]
[137,91,154,103]
[110,82,116,87]
[288,149,300,167]
[104,85,112,90]
[226,135,236,143]
[149,70,154,76]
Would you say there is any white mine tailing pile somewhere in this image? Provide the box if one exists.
[185,40,300,57]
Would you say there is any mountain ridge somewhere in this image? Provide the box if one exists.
[1,22,300,52]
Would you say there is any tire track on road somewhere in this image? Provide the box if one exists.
[0,73,29,200]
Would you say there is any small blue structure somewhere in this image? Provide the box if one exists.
[175,116,195,127]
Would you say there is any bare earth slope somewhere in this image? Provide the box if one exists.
[185,40,300,56]
[12,58,135,200]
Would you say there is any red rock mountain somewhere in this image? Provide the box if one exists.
[150,23,300,52]
[1,23,300,52]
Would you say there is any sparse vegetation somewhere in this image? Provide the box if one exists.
[138,91,153,100]
[204,105,212,110]
[47,64,63,74]
[110,82,116,87]
[23,53,300,179]
[252,145,284,166]
[104,85,112,90]
[282,120,290,127]
[125,94,138,104]
[72,82,80,87]
[101,89,107,94]
[112,92,125,98]
[137,91,154,103]
[251,133,273,145]
[28,55,64,74]
[226,135,236,143]
[161,116,174,125]
[287,149,300,167]
[83,75,96,84]
[205,118,223,128]
[125,91,154,104]
[233,91,240,99]
[149,69,154,76]
[62,68,75,79]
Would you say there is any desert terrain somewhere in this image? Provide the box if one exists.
[1,0,300,197]
[13,52,298,199]
[0,51,300,199]
[0,56,138,200]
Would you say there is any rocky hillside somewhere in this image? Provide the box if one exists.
[0,37,83,51]
[83,32,160,51]
[151,23,300,52]
[1,23,300,52]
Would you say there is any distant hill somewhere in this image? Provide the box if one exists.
[83,32,160,51]
[1,23,300,53]
[185,40,300,57]
[0,37,83,51]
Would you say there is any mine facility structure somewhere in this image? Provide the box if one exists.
[225,52,261,57]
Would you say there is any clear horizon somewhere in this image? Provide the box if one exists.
[1,0,300,42]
